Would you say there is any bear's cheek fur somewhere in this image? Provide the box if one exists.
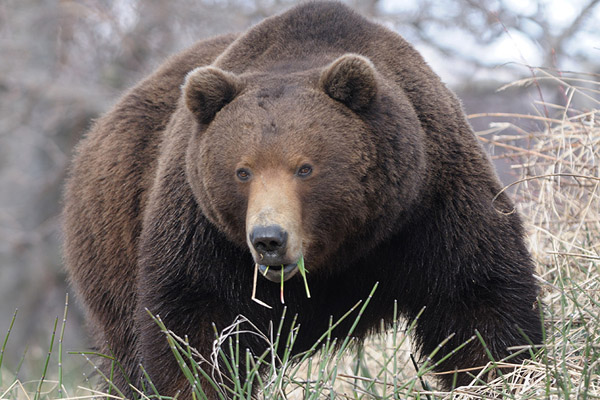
[185,131,249,246]
[299,171,373,266]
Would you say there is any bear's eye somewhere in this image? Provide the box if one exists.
[236,168,251,181]
[296,164,313,178]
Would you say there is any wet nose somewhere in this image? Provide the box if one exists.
[250,225,288,257]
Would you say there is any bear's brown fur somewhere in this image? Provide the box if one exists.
[64,2,541,398]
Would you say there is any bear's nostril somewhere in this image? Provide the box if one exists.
[250,225,288,254]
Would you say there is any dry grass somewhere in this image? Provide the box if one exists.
[457,68,600,399]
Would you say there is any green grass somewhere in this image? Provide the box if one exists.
[1,68,599,399]
[0,295,94,400]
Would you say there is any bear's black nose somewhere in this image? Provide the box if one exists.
[250,225,288,258]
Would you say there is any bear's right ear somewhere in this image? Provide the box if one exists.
[320,54,378,112]
[183,66,244,124]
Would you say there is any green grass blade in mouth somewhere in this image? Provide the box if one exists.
[298,254,311,298]
[280,265,285,304]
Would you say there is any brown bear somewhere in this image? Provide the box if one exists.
[64,1,542,398]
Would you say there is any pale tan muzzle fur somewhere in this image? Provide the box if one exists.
[245,169,304,266]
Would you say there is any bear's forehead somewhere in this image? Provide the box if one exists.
[256,85,286,100]
[206,72,365,152]
[207,89,364,167]
[225,88,353,136]
[251,78,311,101]
[244,69,317,92]
[220,83,317,123]
[254,85,299,111]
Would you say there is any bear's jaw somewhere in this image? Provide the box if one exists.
[258,263,299,282]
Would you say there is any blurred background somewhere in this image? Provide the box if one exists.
[1,0,599,382]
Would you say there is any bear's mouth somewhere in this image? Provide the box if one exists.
[258,263,299,282]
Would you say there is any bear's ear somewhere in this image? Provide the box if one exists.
[320,54,377,112]
[183,66,244,124]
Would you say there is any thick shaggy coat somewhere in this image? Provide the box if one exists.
[64,2,542,397]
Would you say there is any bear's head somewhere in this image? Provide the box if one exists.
[182,54,425,282]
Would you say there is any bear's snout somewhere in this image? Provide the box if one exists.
[245,168,304,282]
[249,224,288,263]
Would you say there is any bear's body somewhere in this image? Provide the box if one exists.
[64,2,541,397]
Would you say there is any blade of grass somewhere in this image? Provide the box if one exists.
[57,294,68,398]
[149,311,226,400]
[474,329,513,398]
[251,263,272,309]
[298,254,311,298]
[138,363,163,399]
[79,352,128,398]
[280,265,285,304]
[34,316,58,400]
[0,309,18,387]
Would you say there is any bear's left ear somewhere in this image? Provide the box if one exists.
[320,54,378,112]
[183,66,244,124]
